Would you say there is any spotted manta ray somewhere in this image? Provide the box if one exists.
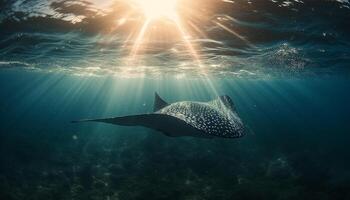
[72,93,245,138]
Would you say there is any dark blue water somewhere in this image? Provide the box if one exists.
[1,0,350,199]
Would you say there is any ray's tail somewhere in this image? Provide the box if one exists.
[71,114,156,126]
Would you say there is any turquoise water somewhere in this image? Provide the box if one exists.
[1,71,349,199]
[1,0,350,199]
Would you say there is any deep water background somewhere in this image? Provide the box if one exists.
[1,0,350,199]
[0,71,349,200]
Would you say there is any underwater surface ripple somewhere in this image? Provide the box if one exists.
[0,0,349,77]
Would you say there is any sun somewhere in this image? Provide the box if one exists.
[123,0,203,69]
[133,0,178,20]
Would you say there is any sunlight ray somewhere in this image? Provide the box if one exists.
[213,20,256,48]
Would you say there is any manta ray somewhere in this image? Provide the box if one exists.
[72,93,245,138]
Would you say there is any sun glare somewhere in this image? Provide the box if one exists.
[127,0,203,65]
[119,0,228,78]
[133,0,178,20]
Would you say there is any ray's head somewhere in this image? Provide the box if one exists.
[218,95,236,111]
[216,95,246,138]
